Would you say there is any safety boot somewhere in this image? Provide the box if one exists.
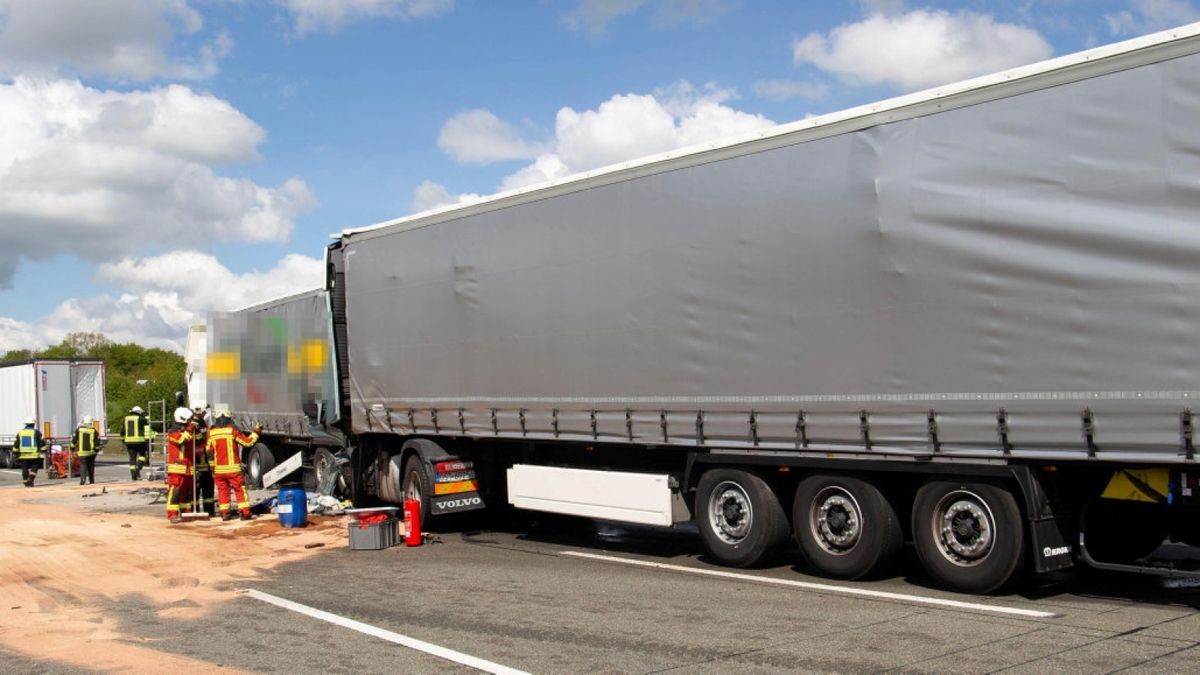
[221,512,233,522]
[169,515,182,524]
[240,512,253,521]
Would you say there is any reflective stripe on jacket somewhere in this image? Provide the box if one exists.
[73,426,98,457]
[16,428,41,460]
[206,426,259,475]
[166,427,195,476]
[122,415,153,442]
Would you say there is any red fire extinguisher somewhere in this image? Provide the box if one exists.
[403,498,422,547]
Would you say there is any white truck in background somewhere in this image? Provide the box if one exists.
[0,360,106,468]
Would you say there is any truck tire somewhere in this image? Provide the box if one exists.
[245,444,276,489]
[696,468,789,568]
[793,475,902,580]
[314,447,351,498]
[0,448,13,469]
[912,481,1025,594]
[377,453,404,503]
[402,454,433,522]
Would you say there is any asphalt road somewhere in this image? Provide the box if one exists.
[4,462,1199,673]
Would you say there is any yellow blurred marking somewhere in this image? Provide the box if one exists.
[302,339,328,370]
[207,352,241,380]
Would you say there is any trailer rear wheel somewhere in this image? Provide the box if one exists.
[245,444,275,489]
[402,454,433,522]
[696,468,788,568]
[912,481,1025,594]
[794,475,902,580]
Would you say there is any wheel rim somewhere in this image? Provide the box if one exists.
[931,490,995,567]
[708,481,753,545]
[810,486,863,555]
[405,469,422,504]
[249,452,261,483]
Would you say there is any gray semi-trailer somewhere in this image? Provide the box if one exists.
[223,23,1200,592]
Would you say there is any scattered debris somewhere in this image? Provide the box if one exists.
[303,543,325,549]
[121,524,132,529]
[250,497,276,515]
[423,533,443,544]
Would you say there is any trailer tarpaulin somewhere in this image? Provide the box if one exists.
[339,34,1200,463]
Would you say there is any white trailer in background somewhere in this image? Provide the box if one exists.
[0,360,107,468]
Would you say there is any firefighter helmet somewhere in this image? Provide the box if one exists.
[81,415,94,426]
[131,406,144,414]
[173,407,192,424]
[23,417,35,425]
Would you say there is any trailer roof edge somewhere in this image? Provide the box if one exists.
[337,21,1200,243]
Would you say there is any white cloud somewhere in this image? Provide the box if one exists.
[1106,0,1200,36]
[793,10,1054,92]
[563,0,732,36]
[0,0,231,81]
[752,79,829,102]
[411,180,482,212]
[279,0,454,36]
[0,77,316,287]
[0,250,326,352]
[437,109,544,165]
[423,81,775,199]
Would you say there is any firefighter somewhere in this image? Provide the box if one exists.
[165,407,198,524]
[14,417,44,488]
[190,407,216,516]
[206,407,261,521]
[122,406,155,480]
[72,415,101,485]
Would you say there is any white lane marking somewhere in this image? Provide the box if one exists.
[244,589,528,675]
[560,551,1057,619]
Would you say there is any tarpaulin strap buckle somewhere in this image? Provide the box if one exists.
[1082,408,1098,458]
[407,409,416,433]
[590,409,598,440]
[997,409,1012,456]
[458,408,465,435]
[519,408,527,437]
[1182,409,1194,461]
[430,409,439,434]
[660,410,669,443]
[695,410,705,446]
[749,410,759,446]
[928,410,941,453]
[625,409,634,442]
[796,410,808,449]
[552,408,560,438]
[859,410,872,450]
[490,409,498,435]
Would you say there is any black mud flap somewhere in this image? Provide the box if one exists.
[430,492,486,515]
[428,457,486,515]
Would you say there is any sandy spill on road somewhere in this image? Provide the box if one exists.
[0,479,347,673]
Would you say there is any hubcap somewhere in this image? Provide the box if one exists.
[810,486,862,555]
[933,490,995,566]
[406,470,422,503]
[708,481,753,545]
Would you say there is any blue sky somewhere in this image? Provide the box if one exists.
[0,0,1196,351]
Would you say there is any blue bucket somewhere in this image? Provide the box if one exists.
[278,485,308,528]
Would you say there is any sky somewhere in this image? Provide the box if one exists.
[0,0,1197,352]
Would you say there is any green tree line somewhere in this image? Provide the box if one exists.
[2,332,185,434]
